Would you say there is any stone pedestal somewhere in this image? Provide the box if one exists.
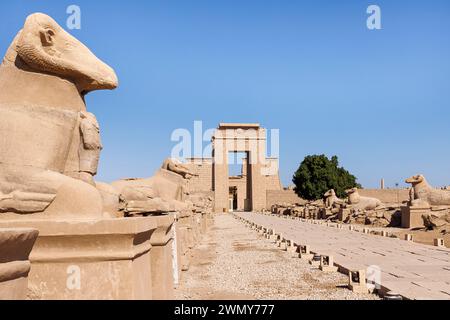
[299,245,313,260]
[319,255,338,273]
[434,238,445,247]
[349,270,368,294]
[174,211,212,280]
[150,214,175,300]
[401,205,428,229]
[0,228,39,300]
[175,214,193,274]
[0,218,157,300]
[338,208,350,222]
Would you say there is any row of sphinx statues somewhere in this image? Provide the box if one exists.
[0,13,211,221]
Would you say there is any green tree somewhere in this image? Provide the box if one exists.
[292,155,361,200]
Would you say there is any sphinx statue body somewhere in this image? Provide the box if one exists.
[323,189,344,208]
[406,174,450,207]
[111,158,198,217]
[345,188,384,211]
[0,13,118,219]
[405,174,450,229]
[0,13,208,220]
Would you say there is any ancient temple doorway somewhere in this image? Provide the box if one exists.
[212,123,274,213]
[228,152,252,212]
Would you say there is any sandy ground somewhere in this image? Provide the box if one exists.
[174,214,379,300]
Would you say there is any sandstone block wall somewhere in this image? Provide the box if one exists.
[358,189,410,204]
[266,190,305,208]
[184,158,213,193]
[186,156,283,212]
[263,173,283,191]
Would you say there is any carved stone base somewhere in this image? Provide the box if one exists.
[174,211,212,281]
[150,214,175,300]
[401,205,428,229]
[0,218,157,300]
[175,214,193,275]
[0,228,39,300]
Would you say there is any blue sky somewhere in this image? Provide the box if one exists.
[1,0,449,188]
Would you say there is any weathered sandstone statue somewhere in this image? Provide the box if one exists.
[112,158,195,216]
[0,13,118,219]
[422,213,450,230]
[162,158,198,180]
[0,13,184,300]
[323,189,344,208]
[345,188,383,211]
[405,174,450,207]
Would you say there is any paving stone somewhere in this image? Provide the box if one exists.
[237,212,450,300]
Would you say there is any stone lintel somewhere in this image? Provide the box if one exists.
[218,123,260,129]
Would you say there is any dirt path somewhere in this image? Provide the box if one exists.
[174,214,378,300]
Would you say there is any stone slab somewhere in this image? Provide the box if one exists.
[0,217,157,300]
[237,212,450,300]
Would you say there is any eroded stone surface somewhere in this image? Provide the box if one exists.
[346,188,384,211]
[406,174,450,207]
[0,228,38,300]
[0,13,117,220]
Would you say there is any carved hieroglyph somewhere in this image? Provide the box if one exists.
[406,174,450,207]
[0,13,118,219]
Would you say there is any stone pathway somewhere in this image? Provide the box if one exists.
[174,214,378,300]
[235,212,450,300]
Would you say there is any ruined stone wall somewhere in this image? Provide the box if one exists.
[184,158,213,193]
[264,174,282,191]
[266,190,305,209]
[185,155,283,212]
[241,158,282,192]
[358,189,410,204]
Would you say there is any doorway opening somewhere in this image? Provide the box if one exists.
[229,186,238,212]
[228,152,252,212]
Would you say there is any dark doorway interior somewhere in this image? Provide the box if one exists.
[229,186,238,211]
